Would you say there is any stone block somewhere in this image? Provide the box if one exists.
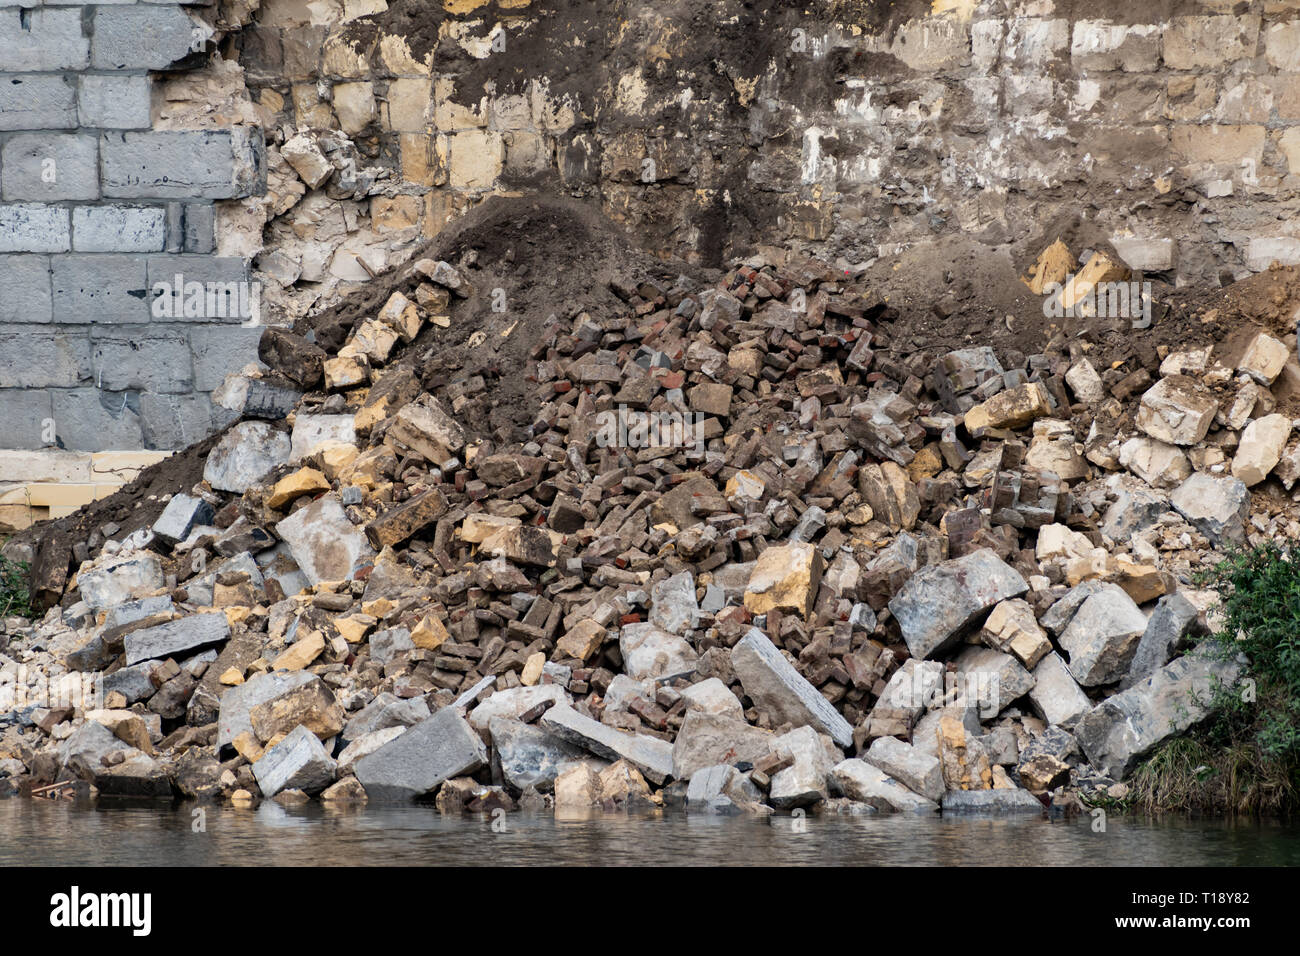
[102,129,266,200]
[0,73,78,130]
[1,133,98,201]
[90,6,211,71]
[78,74,152,129]
[0,255,52,323]
[72,206,166,253]
[52,254,150,324]
[0,203,70,253]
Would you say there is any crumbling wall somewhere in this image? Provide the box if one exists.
[0,0,268,527]
[8,0,1300,525]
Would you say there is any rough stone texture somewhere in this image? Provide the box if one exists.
[888,549,1029,659]
[252,724,337,797]
[489,717,587,792]
[354,707,488,801]
[1170,472,1251,548]
[940,789,1044,814]
[619,621,698,680]
[731,627,853,748]
[1075,645,1244,780]
[1125,593,1200,688]
[864,736,943,802]
[671,710,773,780]
[1232,413,1291,487]
[954,645,1036,716]
[540,703,674,784]
[832,758,938,813]
[1136,377,1219,446]
[1027,652,1092,730]
[203,421,291,493]
[275,495,375,586]
[123,612,230,666]
[217,669,318,746]
[1057,583,1147,686]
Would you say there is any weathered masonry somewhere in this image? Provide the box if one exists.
[8,0,1300,528]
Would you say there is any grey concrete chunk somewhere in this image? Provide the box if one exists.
[832,758,938,813]
[730,627,853,748]
[671,710,773,780]
[1125,592,1200,687]
[77,551,164,610]
[489,717,587,792]
[102,661,161,705]
[252,724,336,797]
[940,788,1044,814]
[275,495,375,586]
[354,707,489,801]
[865,736,944,802]
[465,684,568,733]
[686,763,765,814]
[203,420,291,493]
[1170,472,1250,548]
[217,669,317,746]
[90,325,192,393]
[1075,644,1244,780]
[769,725,836,809]
[289,413,356,462]
[342,691,430,742]
[619,621,699,680]
[1028,652,1092,730]
[540,703,674,784]
[888,548,1029,659]
[123,612,230,666]
[954,645,1036,716]
[152,493,215,544]
[648,570,698,634]
[1058,583,1147,686]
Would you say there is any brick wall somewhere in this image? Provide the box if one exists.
[0,1,266,465]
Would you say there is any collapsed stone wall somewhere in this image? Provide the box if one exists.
[7,0,1300,523]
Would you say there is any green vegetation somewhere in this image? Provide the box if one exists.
[0,553,34,619]
[1131,544,1300,814]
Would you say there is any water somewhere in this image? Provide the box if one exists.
[4,800,1299,866]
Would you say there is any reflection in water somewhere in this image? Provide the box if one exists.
[6,800,1299,866]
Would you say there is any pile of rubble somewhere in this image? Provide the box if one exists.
[3,239,1282,817]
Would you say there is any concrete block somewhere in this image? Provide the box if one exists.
[0,8,89,72]
[101,129,267,200]
[1,133,99,201]
[0,73,78,130]
[0,255,52,323]
[140,391,235,450]
[0,448,91,483]
[90,6,211,71]
[146,255,254,323]
[0,326,91,386]
[0,390,54,450]
[90,325,194,394]
[52,254,150,324]
[183,204,215,254]
[0,203,70,252]
[124,612,230,666]
[78,74,152,129]
[73,206,167,253]
[189,323,265,390]
[51,387,145,451]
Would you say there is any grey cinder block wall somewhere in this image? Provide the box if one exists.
[0,2,267,453]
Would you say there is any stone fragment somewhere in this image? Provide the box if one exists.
[354,707,488,801]
[1238,331,1288,385]
[620,622,699,680]
[831,758,938,813]
[540,704,673,784]
[939,789,1043,813]
[743,542,823,618]
[981,598,1051,668]
[77,551,165,611]
[1027,652,1092,730]
[203,421,291,493]
[731,628,853,748]
[1058,583,1146,686]
[1136,376,1218,446]
[1170,472,1250,547]
[1075,644,1244,779]
[671,710,774,780]
[864,736,943,802]
[954,645,1036,716]
[123,613,230,666]
[275,496,375,586]
[1232,413,1290,486]
[252,725,336,797]
[887,549,1028,659]
[489,717,587,791]
[964,382,1052,433]
[152,494,215,544]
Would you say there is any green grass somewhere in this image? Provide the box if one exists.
[0,553,34,619]
[1129,544,1300,815]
